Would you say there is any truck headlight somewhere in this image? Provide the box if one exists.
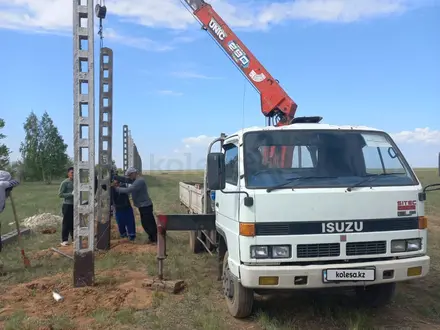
[250,246,269,259]
[272,245,291,258]
[391,238,422,253]
[407,238,421,251]
[250,245,291,259]
[391,240,406,253]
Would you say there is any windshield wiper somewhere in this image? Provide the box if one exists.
[347,173,404,191]
[266,176,338,193]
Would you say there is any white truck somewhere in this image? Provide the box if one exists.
[168,119,440,318]
[161,0,440,319]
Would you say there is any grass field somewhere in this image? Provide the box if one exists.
[0,169,439,330]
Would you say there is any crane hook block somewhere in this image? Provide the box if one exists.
[95,4,107,19]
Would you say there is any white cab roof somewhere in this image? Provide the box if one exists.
[227,123,383,141]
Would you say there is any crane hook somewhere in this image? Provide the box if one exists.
[95,4,107,19]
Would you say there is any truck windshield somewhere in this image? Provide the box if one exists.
[242,130,417,189]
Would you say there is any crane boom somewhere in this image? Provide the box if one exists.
[183,0,298,126]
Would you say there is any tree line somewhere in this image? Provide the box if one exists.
[0,112,122,184]
[0,112,72,184]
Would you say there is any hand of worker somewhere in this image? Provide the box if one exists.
[8,179,19,187]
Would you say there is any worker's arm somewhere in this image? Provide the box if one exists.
[58,180,72,198]
[115,179,140,194]
[113,175,135,184]
[0,181,9,213]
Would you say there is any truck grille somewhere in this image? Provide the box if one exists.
[346,241,386,256]
[297,243,340,258]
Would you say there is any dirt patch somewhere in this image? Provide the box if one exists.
[110,239,156,254]
[31,239,155,260]
[40,227,57,234]
[0,270,153,319]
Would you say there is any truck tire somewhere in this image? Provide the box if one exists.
[355,282,396,307]
[189,231,204,254]
[222,251,254,318]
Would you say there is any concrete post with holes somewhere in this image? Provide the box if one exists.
[96,47,113,251]
[72,0,95,287]
[128,131,134,169]
[123,125,129,173]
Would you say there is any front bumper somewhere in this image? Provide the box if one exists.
[239,255,430,289]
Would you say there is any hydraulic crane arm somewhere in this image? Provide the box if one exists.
[183,0,298,126]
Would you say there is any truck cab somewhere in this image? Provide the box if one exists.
[207,122,431,318]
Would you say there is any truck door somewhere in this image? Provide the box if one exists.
[215,142,241,235]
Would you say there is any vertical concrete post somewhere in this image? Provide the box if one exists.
[96,47,113,251]
[123,125,128,173]
[128,131,134,168]
[72,0,95,287]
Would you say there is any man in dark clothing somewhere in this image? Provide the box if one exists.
[58,167,74,246]
[112,179,136,240]
[114,167,157,244]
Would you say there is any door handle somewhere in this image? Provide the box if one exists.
[216,203,219,207]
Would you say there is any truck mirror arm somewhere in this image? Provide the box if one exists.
[419,183,440,201]
[423,183,440,193]
[220,190,254,207]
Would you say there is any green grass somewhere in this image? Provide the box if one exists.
[0,169,439,330]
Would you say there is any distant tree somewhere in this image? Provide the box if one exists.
[19,111,42,181]
[0,118,10,169]
[19,111,69,183]
[5,160,25,182]
[66,157,74,169]
[39,111,69,184]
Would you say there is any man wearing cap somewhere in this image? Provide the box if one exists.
[0,170,20,274]
[113,167,157,244]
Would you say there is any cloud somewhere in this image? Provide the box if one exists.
[155,90,184,96]
[0,0,429,37]
[391,128,440,145]
[145,134,217,170]
[104,28,174,52]
[257,0,407,26]
[170,70,222,80]
[390,128,440,168]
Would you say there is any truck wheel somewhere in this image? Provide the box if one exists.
[222,251,254,318]
[189,231,204,254]
[355,283,396,307]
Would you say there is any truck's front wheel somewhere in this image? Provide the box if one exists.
[222,251,254,318]
[355,282,396,307]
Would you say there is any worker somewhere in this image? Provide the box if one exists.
[113,167,157,244]
[58,167,74,246]
[0,170,19,214]
[0,170,20,274]
[112,178,136,241]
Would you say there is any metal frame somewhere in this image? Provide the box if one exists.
[96,47,114,251]
[73,0,95,287]
[156,134,226,280]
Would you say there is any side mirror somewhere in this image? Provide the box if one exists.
[207,152,225,191]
